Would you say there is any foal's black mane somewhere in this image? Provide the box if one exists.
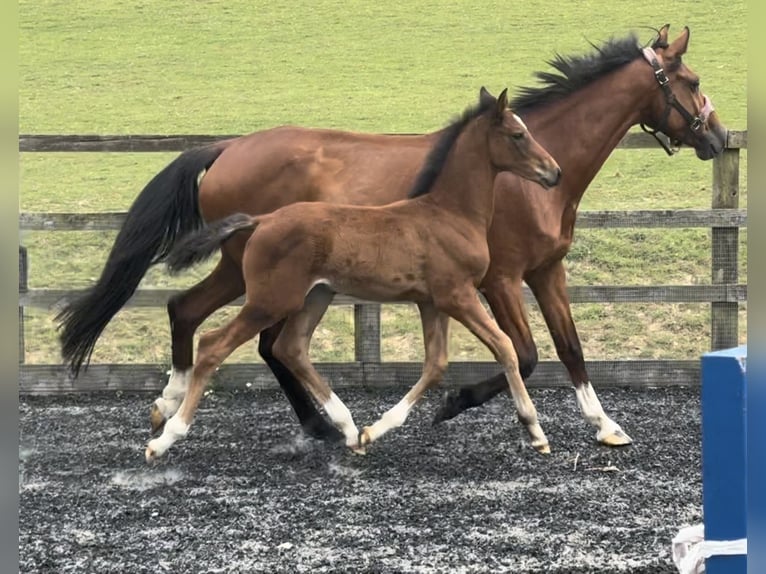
[511,32,660,114]
[407,97,493,199]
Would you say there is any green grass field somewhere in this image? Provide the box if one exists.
[19,0,747,366]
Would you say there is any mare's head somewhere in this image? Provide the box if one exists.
[481,87,561,188]
[639,25,728,159]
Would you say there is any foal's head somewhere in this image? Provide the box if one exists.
[639,25,728,159]
[481,87,561,188]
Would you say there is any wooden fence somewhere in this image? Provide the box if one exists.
[18,131,748,394]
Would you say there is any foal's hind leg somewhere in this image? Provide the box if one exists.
[145,304,273,462]
[442,288,549,453]
[272,287,363,452]
[150,256,245,434]
[359,302,450,447]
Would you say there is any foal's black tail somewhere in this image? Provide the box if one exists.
[166,213,256,274]
[57,144,227,376]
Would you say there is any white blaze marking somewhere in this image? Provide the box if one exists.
[513,113,528,130]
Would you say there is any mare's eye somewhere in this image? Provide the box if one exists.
[690,80,700,93]
[510,132,525,141]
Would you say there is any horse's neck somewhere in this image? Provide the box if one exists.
[425,131,497,229]
[527,58,652,207]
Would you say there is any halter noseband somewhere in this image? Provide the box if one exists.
[639,46,715,156]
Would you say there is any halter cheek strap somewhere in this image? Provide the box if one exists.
[640,47,715,155]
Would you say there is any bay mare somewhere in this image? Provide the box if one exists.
[57,25,727,449]
[144,89,561,460]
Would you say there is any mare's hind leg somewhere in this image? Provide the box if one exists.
[272,287,363,452]
[359,302,450,447]
[442,288,549,453]
[150,255,245,435]
[145,303,275,462]
[260,289,343,443]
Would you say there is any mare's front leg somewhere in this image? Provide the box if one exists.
[151,255,245,435]
[146,303,272,462]
[433,276,538,424]
[443,288,549,453]
[272,287,364,452]
[360,302,450,447]
[526,261,632,446]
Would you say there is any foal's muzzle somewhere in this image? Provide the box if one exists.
[539,165,562,189]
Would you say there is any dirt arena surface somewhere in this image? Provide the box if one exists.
[19,385,702,573]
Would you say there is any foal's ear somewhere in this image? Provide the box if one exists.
[494,88,509,121]
[665,26,690,59]
[479,86,495,107]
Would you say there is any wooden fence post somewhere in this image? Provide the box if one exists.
[19,245,28,364]
[711,147,740,350]
[354,303,381,364]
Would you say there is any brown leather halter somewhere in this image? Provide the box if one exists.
[640,46,715,155]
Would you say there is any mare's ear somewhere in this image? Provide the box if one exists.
[494,88,508,121]
[653,23,670,48]
[665,26,690,59]
[479,86,495,108]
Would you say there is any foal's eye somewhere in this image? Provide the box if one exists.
[510,132,525,141]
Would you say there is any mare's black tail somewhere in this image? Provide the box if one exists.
[56,144,227,376]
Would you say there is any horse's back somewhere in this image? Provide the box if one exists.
[198,126,435,222]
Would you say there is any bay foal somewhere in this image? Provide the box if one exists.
[146,89,560,461]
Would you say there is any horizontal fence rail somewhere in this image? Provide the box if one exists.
[18,131,748,393]
[19,208,748,231]
[17,130,749,153]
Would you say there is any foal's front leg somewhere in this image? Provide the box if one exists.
[360,302,450,447]
[444,289,550,453]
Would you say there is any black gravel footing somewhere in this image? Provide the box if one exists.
[20,386,702,573]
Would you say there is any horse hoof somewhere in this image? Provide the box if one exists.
[534,443,551,455]
[350,444,367,456]
[149,404,166,436]
[599,429,633,447]
[302,419,345,443]
[431,391,462,425]
[145,446,158,464]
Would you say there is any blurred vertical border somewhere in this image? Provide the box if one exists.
[1,0,19,571]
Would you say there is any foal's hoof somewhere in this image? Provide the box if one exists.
[145,445,159,464]
[149,404,166,436]
[598,429,633,447]
[534,443,551,455]
[431,391,463,425]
